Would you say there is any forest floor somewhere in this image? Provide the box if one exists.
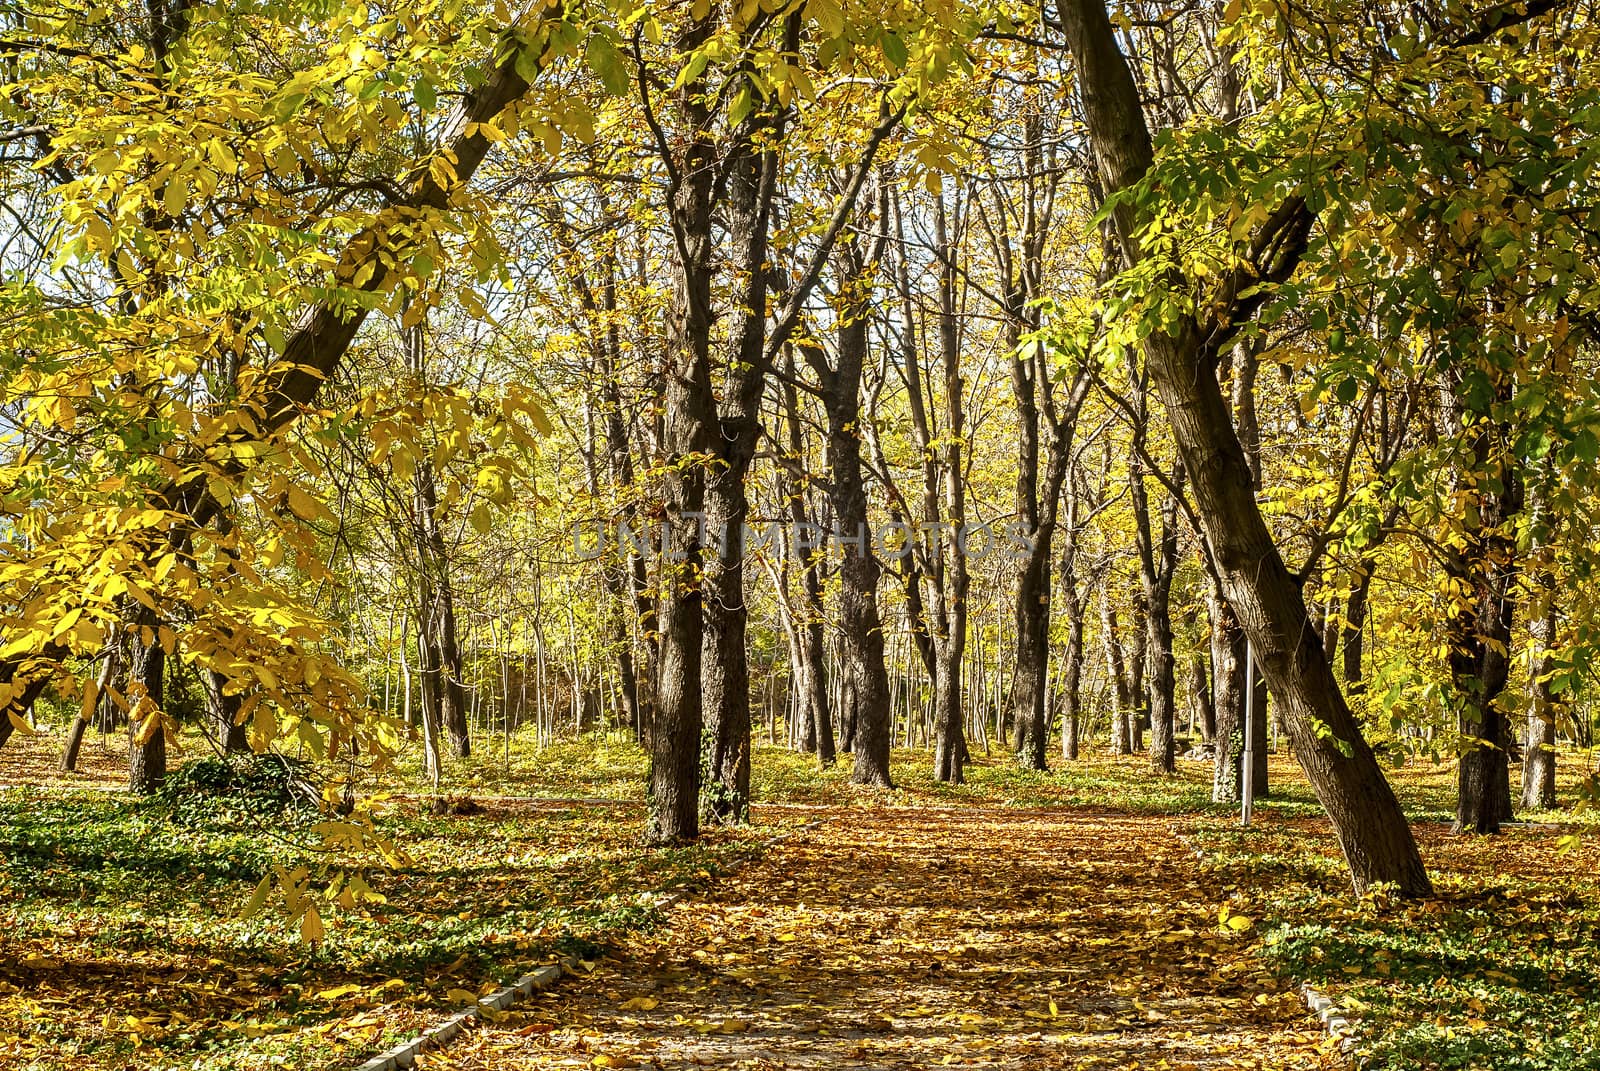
[1,727,1597,1070]
[445,805,1341,1070]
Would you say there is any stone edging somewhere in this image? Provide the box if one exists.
[1301,982,1358,1056]
[1170,826,1359,1061]
[350,814,831,1071]
[353,961,570,1071]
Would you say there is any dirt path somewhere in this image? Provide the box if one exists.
[449,808,1340,1070]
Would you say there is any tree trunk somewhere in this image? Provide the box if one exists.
[63,644,120,773]
[404,317,471,761]
[839,674,858,754]
[1444,361,1522,834]
[647,15,721,844]
[206,668,249,753]
[1133,456,1181,775]
[1057,466,1089,762]
[698,93,789,824]
[592,247,650,743]
[783,373,835,768]
[1522,603,1559,810]
[803,210,895,788]
[1101,595,1134,754]
[1446,515,1521,833]
[702,474,753,823]
[1341,566,1375,694]
[826,320,894,787]
[128,630,166,794]
[1209,581,1246,803]
[930,192,969,785]
[1189,646,1216,745]
[1058,0,1430,895]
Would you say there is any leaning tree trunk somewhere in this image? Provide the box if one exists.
[63,641,120,773]
[1059,0,1431,895]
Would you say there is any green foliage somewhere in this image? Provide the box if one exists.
[1189,821,1600,1071]
[0,781,755,1069]
[151,753,321,828]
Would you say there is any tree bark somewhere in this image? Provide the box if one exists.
[1445,480,1521,833]
[1522,603,1559,810]
[781,357,835,767]
[1188,645,1215,744]
[1209,579,1246,802]
[1341,566,1375,693]
[823,310,894,788]
[128,629,167,794]
[1059,0,1431,895]
[1101,595,1133,754]
[931,192,969,785]
[1132,451,1181,774]
[1057,473,1088,762]
[800,188,896,788]
[699,120,776,824]
[206,669,249,753]
[1232,345,1271,798]
[647,15,720,845]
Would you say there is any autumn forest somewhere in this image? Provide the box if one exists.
[1,0,1598,1068]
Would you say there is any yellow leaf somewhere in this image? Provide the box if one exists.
[300,903,325,944]
[164,172,188,218]
[618,996,659,1011]
[133,709,163,745]
[316,984,364,1001]
[241,873,272,919]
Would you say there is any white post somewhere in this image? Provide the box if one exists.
[1242,639,1255,827]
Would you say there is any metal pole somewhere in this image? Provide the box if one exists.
[1242,639,1255,827]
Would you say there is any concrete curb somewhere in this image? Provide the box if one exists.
[1300,982,1359,1056]
[349,813,833,1071]
[1170,826,1359,1062]
[353,961,570,1071]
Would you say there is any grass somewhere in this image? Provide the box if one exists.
[1185,815,1600,1070]
[1,717,1596,1070]
[0,727,760,1071]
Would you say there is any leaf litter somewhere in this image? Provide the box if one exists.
[446,807,1342,1070]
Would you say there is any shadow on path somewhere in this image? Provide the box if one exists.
[453,808,1339,1069]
